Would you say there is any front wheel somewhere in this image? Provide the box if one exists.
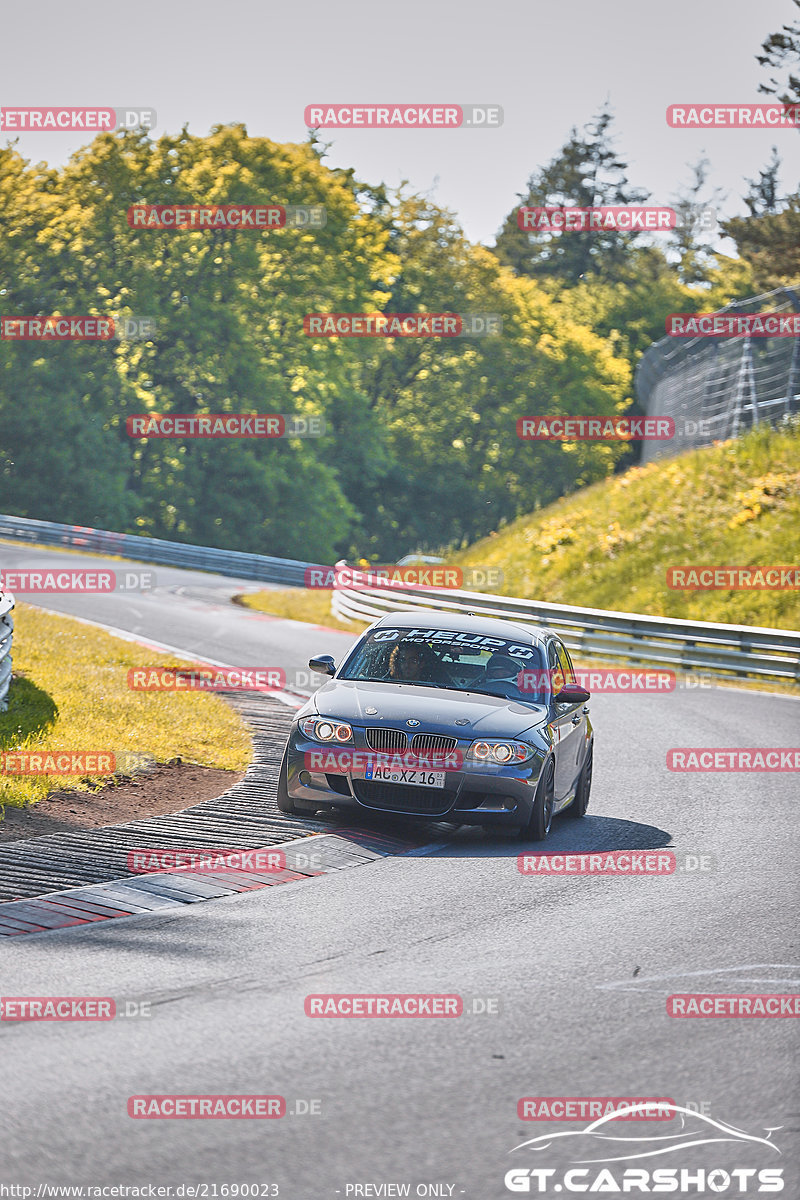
[519,758,555,842]
[567,744,593,818]
[276,752,318,816]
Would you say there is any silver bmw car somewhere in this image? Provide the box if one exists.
[277,610,594,840]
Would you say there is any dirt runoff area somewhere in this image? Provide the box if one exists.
[0,761,244,842]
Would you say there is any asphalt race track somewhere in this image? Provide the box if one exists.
[1,543,798,1196]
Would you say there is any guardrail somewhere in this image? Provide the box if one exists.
[0,591,14,711]
[2,512,797,683]
[0,514,314,586]
[331,584,800,683]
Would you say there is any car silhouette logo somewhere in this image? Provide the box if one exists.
[511,1104,783,1164]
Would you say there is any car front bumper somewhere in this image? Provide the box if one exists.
[284,732,545,827]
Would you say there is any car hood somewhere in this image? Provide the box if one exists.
[308,678,548,738]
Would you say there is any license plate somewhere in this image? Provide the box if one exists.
[364,766,446,788]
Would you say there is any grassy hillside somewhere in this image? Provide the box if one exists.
[455,423,800,630]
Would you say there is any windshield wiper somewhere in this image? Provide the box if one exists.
[462,687,546,703]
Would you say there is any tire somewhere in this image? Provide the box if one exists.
[519,757,555,842]
[567,744,593,818]
[276,752,318,816]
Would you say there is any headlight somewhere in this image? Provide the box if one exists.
[466,739,535,765]
[299,716,353,744]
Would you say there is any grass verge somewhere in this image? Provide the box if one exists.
[235,588,365,633]
[0,603,251,810]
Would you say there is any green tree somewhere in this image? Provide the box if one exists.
[494,107,649,286]
[0,127,393,559]
[758,0,800,106]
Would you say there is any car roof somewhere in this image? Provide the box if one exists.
[370,608,556,647]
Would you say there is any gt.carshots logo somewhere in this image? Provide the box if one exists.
[504,1104,784,1193]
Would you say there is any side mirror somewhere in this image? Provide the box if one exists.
[554,684,591,705]
[309,654,336,676]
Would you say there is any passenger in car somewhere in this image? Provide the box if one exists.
[387,641,442,683]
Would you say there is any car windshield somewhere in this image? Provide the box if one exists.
[339,626,548,702]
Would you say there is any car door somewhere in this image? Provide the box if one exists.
[549,638,585,803]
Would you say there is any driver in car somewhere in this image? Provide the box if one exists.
[387,640,443,683]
